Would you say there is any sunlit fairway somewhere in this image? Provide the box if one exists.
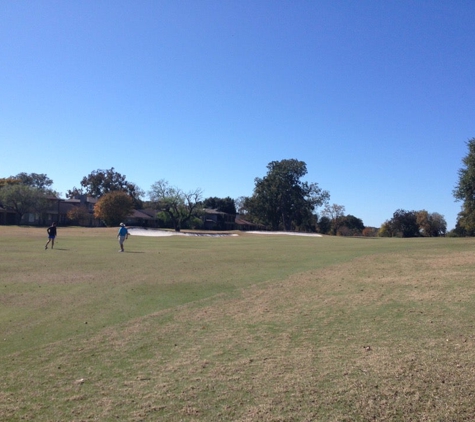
[2,226,475,421]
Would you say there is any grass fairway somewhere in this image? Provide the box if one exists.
[2,227,475,421]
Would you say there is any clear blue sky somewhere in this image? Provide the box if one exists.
[1,1,474,229]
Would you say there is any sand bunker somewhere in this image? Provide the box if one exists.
[247,231,322,237]
[128,228,237,237]
[128,227,321,237]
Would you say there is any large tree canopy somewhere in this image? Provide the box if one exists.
[0,173,55,223]
[386,209,420,238]
[0,178,21,189]
[149,180,203,232]
[0,184,49,223]
[93,191,134,227]
[202,196,236,214]
[416,210,447,237]
[338,214,365,236]
[246,159,330,231]
[1,173,54,192]
[13,172,53,191]
[322,203,346,235]
[379,209,446,237]
[68,168,143,208]
[454,138,475,235]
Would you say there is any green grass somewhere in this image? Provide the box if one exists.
[2,226,475,421]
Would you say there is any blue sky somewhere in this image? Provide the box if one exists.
[1,1,474,229]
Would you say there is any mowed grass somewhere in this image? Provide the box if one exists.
[1,227,475,421]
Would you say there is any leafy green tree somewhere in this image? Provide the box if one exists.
[454,138,475,235]
[415,210,431,236]
[149,180,203,232]
[235,196,248,215]
[202,197,236,214]
[69,167,143,208]
[453,217,469,236]
[381,209,446,237]
[317,216,331,234]
[322,204,346,235]
[65,186,84,198]
[342,215,364,230]
[429,212,447,237]
[93,191,134,227]
[0,177,21,189]
[0,184,49,224]
[362,227,379,237]
[385,209,420,238]
[292,208,318,232]
[13,172,53,191]
[337,214,364,236]
[246,159,329,231]
[378,221,394,237]
[415,210,446,237]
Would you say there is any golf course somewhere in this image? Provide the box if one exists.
[2,226,475,421]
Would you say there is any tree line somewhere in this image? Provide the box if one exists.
[5,147,473,236]
[0,173,56,224]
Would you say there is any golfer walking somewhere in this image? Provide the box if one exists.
[117,223,129,252]
[45,222,57,250]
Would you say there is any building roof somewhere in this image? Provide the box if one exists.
[58,202,79,213]
[130,209,155,220]
[0,205,16,213]
[234,216,265,228]
[203,208,227,215]
[138,208,159,218]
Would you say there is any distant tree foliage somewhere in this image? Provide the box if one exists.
[0,178,21,189]
[13,172,53,191]
[317,216,332,234]
[66,205,90,225]
[68,167,143,208]
[454,138,475,235]
[245,159,330,231]
[66,186,84,198]
[384,209,419,238]
[380,209,446,237]
[319,205,365,236]
[1,173,55,193]
[362,227,379,237]
[322,204,346,235]
[429,212,447,236]
[149,180,203,232]
[93,191,134,227]
[235,196,247,215]
[202,197,236,214]
[337,214,365,236]
[292,208,318,232]
[0,184,49,224]
[416,210,447,237]
[378,221,393,237]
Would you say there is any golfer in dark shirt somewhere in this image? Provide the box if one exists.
[45,222,57,250]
